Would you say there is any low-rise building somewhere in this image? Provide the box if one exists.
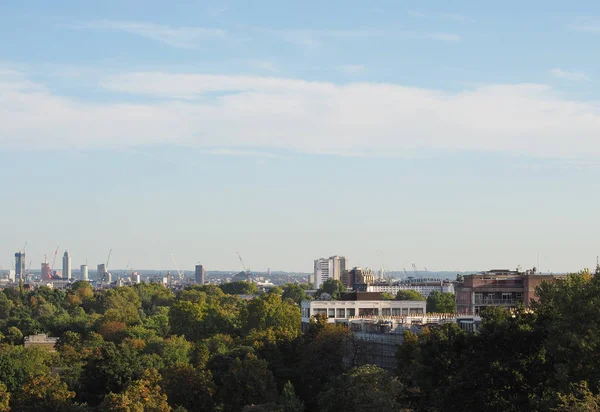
[366,279,454,297]
[455,269,562,315]
[301,298,426,329]
[24,334,58,351]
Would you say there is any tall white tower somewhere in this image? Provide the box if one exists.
[62,250,72,280]
[80,264,88,281]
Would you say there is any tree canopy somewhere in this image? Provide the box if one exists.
[395,290,426,301]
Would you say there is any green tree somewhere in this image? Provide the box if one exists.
[0,383,9,412]
[220,281,259,295]
[380,292,395,300]
[101,369,171,412]
[555,381,600,411]
[395,290,425,301]
[456,274,463,282]
[316,279,344,300]
[426,291,456,313]
[12,373,75,412]
[318,365,403,412]
[102,287,142,325]
[162,364,216,411]
[243,294,301,340]
[5,327,23,345]
[281,284,307,305]
[279,381,304,412]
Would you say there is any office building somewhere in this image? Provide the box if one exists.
[62,250,71,280]
[342,267,375,289]
[195,264,205,285]
[80,264,88,281]
[7,270,15,282]
[301,297,426,327]
[455,269,563,315]
[14,252,25,282]
[41,262,52,281]
[97,264,106,282]
[131,272,141,284]
[313,255,347,289]
[366,279,455,298]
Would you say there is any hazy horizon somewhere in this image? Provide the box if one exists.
[3,1,600,273]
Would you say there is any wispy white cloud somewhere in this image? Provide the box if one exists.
[572,22,600,34]
[200,148,283,158]
[338,65,365,75]
[408,10,473,23]
[4,70,600,158]
[549,68,590,81]
[76,21,226,49]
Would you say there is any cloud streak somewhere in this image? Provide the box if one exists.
[3,70,600,158]
[76,21,226,49]
[550,68,590,81]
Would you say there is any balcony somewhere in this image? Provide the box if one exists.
[474,298,518,305]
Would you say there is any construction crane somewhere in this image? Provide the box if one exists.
[21,240,28,254]
[169,252,184,279]
[103,249,112,282]
[236,252,252,281]
[411,263,419,277]
[50,246,59,274]
[403,268,409,279]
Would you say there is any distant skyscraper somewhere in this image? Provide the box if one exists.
[97,264,106,282]
[80,264,88,281]
[14,252,25,282]
[62,250,72,280]
[195,264,205,285]
[41,261,52,281]
[313,256,347,289]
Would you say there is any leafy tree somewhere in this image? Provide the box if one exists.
[380,292,395,300]
[426,291,456,313]
[12,373,75,412]
[318,365,403,412]
[243,294,301,340]
[101,369,170,412]
[220,281,259,295]
[456,274,463,282]
[316,279,345,300]
[102,287,142,325]
[279,381,304,412]
[0,293,14,319]
[281,284,307,305]
[5,326,23,345]
[162,364,216,411]
[0,383,9,412]
[395,290,425,301]
[555,381,600,411]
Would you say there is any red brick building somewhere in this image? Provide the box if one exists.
[455,270,562,315]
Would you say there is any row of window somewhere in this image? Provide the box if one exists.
[303,307,425,318]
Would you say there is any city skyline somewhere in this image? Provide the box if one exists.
[3,1,600,273]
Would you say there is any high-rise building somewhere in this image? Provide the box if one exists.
[313,256,347,289]
[41,262,52,281]
[14,252,25,282]
[80,264,88,281]
[195,264,205,285]
[97,264,106,282]
[62,250,72,280]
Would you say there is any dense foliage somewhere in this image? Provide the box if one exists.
[2,271,600,411]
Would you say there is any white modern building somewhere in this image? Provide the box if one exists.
[313,255,347,288]
[80,264,88,281]
[366,281,455,298]
[301,299,427,324]
[62,250,72,280]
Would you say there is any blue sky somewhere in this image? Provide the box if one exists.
[2,0,600,273]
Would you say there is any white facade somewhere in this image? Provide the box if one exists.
[313,255,347,289]
[62,250,72,280]
[367,282,455,298]
[301,299,427,322]
[80,264,88,281]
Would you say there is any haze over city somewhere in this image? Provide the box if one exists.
[3,0,600,273]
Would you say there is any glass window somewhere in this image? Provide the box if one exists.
[402,308,409,316]
[382,308,391,316]
[336,308,346,318]
[392,308,402,316]
[359,308,378,316]
[347,308,356,317]
[328,309,335,318]
[314,308,327,316]
[410,308,424,315]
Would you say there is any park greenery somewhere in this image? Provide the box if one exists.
[0,270,599,411]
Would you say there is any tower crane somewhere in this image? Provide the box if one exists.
[236,252,252,281]
[170,252,184,279]
[403,268,408,279]
[50,246,59,274]
[411,263,419,277]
